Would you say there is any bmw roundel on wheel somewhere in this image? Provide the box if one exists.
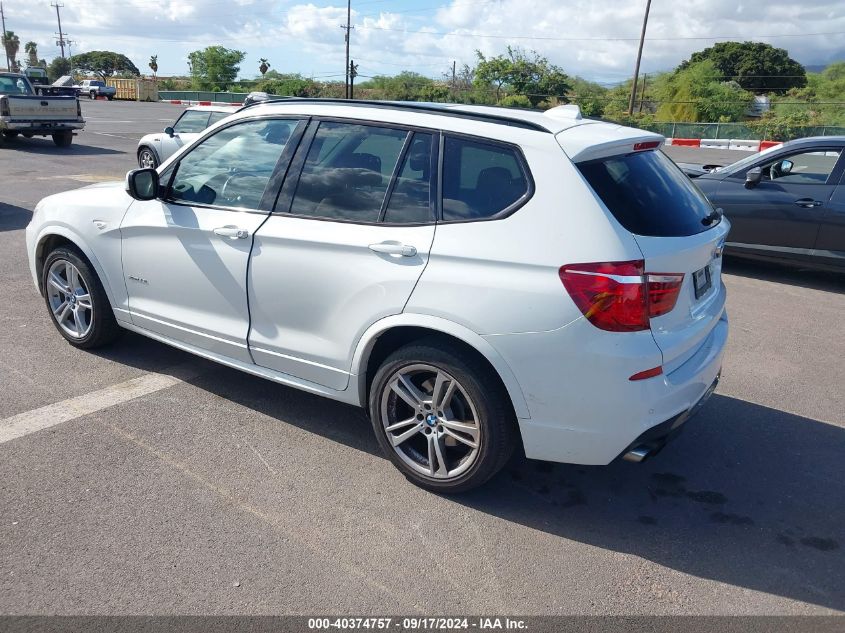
[26,99,728,492]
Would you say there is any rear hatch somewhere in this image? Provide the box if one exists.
[566,136,728,374]
[7,95,79,121]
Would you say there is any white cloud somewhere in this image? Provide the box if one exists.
[1,0,842,80]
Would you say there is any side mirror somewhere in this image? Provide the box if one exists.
[779,159,793,175]
[745,167,763,189]
[125,168,160,201]
[164,126,175,137]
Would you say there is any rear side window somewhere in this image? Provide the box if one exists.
[289,121,407,222]
[383,132,434,224]
[442,137,529,221]
[577,150,715,237]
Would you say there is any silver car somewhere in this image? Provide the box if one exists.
[137,105,237,168]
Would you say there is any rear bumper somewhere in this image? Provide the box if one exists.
[619,370,720,462]
[4,121,84,134]
[484,309,728,465]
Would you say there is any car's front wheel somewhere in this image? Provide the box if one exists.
[369,340,516,493]
[42,247,122,349]
[137,147,158,169]
[89,91,97,100]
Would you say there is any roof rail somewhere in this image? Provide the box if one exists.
[238,97,552,133]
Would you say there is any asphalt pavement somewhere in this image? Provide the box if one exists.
[0,100,843,616]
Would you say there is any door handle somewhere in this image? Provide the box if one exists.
[213,225,249,239]
[368,242,417,257]
[794,198,822,208]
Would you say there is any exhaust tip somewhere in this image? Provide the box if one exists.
[623,446,651,463]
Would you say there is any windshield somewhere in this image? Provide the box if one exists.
[0,75,34,96]
[578,149,717,237]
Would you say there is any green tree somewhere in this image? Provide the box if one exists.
[257,73,319,97]
[148,55,158,77]
[47,56,72,82]
[24,41,38,67]
[569,76,608,117]
[357,72,446,101]
[258,58,270,76]
[188,46,245,91]
[2,31,20,72]
[654,60,753,122]
[475,47,571,106]
[72,51,140,81]
[680,42,806,93]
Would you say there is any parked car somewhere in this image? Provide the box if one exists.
[693,137,845,270]
[1,72,84,147]
[136,105,238,168]
[75,80,116,100]
[26,100,728,492]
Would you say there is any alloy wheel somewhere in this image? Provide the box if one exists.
[138,149,156,169]
[46,259,93,339]
[380,363,481,480]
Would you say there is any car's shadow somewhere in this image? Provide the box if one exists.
[2,136,124,156]
[95,333,845,611]
[0,203,32,232]
[724,256,844,294]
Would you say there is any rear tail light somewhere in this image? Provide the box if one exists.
[559,260,684,332]
[0,97,10,117]
[77,99,82,117]
[633,141,661,151]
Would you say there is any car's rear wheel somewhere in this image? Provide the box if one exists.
[42,247,122,349]
[369,340,516,493]
[2,131,19,138]
[52,132,73,147]
[106,95,114,101]
[138,147,158,169]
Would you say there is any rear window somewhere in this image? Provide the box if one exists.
[577,150,715,237]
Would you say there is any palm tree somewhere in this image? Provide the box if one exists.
[2,31,20,72]
[25,41,38,67]
[149,54,158,79]
[259,58,270,76]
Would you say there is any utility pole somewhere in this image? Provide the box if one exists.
[451,60,456,99]
[340,0,352,99]
[349,59,358,100]
[627,0,651,115]
[638,73,647,113]
[52,2,65,59]
[0,2,10,72]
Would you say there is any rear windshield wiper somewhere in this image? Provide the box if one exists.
[702,207,723,226]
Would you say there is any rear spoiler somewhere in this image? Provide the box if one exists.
[556,122,665,163]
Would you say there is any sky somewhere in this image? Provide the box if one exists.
[1,0,844,84]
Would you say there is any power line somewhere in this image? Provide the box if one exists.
[355,24,845,42]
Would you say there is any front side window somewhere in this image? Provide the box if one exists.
[761,149,842,184]
[289,121,408,222]
[173,110,211,134]
[168,118,299,210]
[442,136,529,221]
[207,111,231,127]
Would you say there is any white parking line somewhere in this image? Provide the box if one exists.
[0,363,202,445]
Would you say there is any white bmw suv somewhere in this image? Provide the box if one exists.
[26,100,728,492]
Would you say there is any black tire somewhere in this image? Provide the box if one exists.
[107,95,114,101]
[42,246,122,349]
[368,339,516,493]
[3,131,19,138]
[89,91,97,100]
[137,146,159,169]
[52,131,73,147]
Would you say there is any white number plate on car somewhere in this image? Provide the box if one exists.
[693,265,712,300]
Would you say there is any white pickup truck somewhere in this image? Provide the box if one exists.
[75,79,116,100]
[0,72,85,147]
